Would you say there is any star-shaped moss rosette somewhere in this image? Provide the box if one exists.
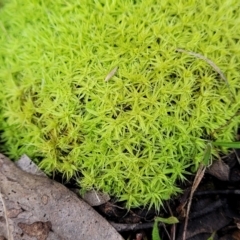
[0,0,240,209]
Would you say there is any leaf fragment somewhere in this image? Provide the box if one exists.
[105,66,118,82]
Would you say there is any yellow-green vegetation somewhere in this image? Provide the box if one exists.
[0,0,240,209]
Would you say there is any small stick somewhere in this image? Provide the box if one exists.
[105,66,118,82]
[182,164,206,240]
[110,222,155,232]
[167,202,176,240]
[234,149,240,165]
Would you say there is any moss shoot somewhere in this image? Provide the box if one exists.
[0,0,240,209]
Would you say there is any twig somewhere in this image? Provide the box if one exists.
[182,164,206,240]
[234,149,240,165]
[167,202,176,240]
[110,221,155,232]
[162,223,171,240]
[0,188,12,240]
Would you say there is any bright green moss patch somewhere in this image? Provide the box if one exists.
[0,0,240,209]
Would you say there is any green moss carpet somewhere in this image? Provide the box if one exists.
[0,0,240,209]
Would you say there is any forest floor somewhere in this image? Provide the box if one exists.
[1,147,240,240]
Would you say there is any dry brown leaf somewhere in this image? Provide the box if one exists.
[0,154,123,240]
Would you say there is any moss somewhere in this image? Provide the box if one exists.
[0,0,240,209]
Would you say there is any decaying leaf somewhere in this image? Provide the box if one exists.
[0,154,123,240]
[206,159,230,181]
[105,66,118,81]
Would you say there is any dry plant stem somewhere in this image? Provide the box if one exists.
[0,188,13,240]
[162,223,171,240]
[234,149,240,165]
[176,48,234,99]
[110,222,155,232]
[167,202,176,240]
[182,164,206,240]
